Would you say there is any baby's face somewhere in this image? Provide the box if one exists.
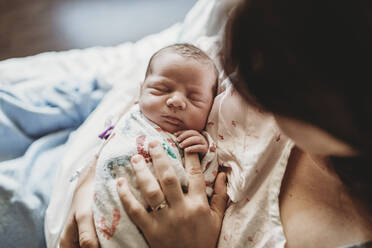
[139,52,216,133]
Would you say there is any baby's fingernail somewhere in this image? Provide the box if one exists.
[131,155,142,163]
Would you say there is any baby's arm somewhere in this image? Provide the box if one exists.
[174,130,209,157]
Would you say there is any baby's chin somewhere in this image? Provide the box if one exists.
[159,123,205,134]
[157,119,205,133]
[157,122,183,134]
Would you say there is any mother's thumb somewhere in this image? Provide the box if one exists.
[210,172,229,218]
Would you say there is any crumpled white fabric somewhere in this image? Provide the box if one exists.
[45,0,294,247]
[210,80,294,248]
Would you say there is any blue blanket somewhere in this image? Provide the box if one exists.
[0,78,109,247]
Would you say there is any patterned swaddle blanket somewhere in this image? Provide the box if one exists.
[93,104,217,248]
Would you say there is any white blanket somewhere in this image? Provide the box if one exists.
[45,0,294,247]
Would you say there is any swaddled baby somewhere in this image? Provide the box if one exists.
[93,43,219,248]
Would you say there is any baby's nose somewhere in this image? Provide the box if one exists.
[166,94,186,110]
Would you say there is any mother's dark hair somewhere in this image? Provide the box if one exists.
[223,0,372,208]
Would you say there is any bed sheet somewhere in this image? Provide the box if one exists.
[0,73,109,247]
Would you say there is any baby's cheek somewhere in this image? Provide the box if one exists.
[139,101,153,121]
[139,96,158,112]
[188,112,208,131]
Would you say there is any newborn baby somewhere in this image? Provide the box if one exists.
[93,43,219,248]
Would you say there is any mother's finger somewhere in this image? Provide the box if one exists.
[117,177,152,230]
[148,141,184,206]
[184,152,207,197]
[60,213,79,248]
[210,172,228,219]
[75,210,100,248]
[131,154,165,209]
[175,130,199,142]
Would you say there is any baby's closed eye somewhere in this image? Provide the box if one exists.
[153,86,169,92]
[187,93,200,99]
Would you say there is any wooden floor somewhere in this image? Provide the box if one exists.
[0,0,196,61]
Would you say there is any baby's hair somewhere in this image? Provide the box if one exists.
[145,43,219,95]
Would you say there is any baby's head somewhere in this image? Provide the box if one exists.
[139,43,218,133]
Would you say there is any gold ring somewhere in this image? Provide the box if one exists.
[152,200,168,212]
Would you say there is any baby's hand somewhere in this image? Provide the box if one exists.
[174,130,209,157]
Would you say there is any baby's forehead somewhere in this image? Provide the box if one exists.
[151,49,211,67]
[145,47,218,95]
[150,51,217,79]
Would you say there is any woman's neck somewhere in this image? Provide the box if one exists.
[280,146,372,248]
[306,153,348,208]
[308,153,372,218]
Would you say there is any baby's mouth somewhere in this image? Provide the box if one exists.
[162,115,183,125]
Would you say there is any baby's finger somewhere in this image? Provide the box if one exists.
[117,177,152,231]
[184,145,207,154]
[176,130,200,142]
[179,136,205,149]
[173,130,185,137]
[131,155,165,210]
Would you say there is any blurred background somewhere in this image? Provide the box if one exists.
[0,0,197,61]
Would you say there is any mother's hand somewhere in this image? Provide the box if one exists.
[117,141,228,248]
[60,156,100,248]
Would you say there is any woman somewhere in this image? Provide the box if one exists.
[60,0,372,247]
